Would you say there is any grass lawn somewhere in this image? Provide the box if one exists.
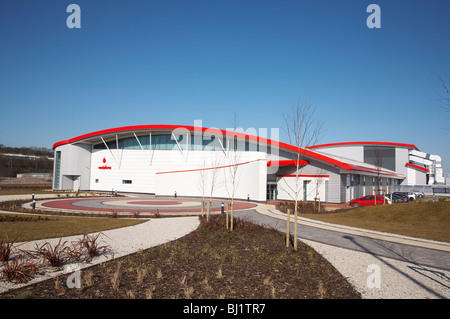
[0,213,146,242]
[301,201,450,242]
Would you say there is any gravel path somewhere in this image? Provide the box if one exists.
[303,239,450,299]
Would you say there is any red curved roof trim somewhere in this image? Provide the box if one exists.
[53,124,353,171]
[406,162,429,172]
[307,141,419,151]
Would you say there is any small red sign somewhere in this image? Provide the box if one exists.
[99,157,111,170]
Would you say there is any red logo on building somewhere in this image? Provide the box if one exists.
[98,157,111,170]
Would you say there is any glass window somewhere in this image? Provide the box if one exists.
[170,133,185,150]
[91,132,276,152]
[54,151,61,189]
[93,143,106,149]
[202,134,222,151]
[120,137,139,149]
[190,134,203,150]
[152,135,169,150]
[364,146,395,171]
[139,135,150,149]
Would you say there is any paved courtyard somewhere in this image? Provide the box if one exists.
[29,196,257,216]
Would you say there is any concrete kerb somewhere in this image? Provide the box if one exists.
[253,203,450,253]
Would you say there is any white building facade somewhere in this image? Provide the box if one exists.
[53,125,442,203]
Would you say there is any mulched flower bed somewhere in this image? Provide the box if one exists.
[0,215,361,299]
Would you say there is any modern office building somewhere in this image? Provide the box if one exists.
[52,124,444,203]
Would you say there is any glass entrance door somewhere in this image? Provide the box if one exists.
[267,182,277,201]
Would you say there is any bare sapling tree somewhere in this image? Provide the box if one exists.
[197,157,208,218]
[373,148,386,204]
[193,129,208,219]
[313,169,327,212]
[281,100,323,250]
[225,114,242,232]
[225,138,242,231]
[196,132,224,221]
[206,138,223,221]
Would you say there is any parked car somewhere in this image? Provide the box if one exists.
[393,192,415,201]
[387,193,408,203]
[393,192,410,202]
[350,195,387,207]
[413,191,425,198]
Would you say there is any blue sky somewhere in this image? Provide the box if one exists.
[1,0,449,172]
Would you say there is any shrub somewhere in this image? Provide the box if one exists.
[276,201,316,214]
[0,234,16,262]
[132,211,141,218]
[0,215,50,222]
[32,239,70,268]
[1,256,39,283]
[74,233,112,262]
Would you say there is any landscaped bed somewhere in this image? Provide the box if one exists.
[0,215,361,299]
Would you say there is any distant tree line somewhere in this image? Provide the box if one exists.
[0,145,53,177]
[0,144,53,157]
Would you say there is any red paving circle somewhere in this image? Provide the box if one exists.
[39,197,257,214]
[128,200,183,205]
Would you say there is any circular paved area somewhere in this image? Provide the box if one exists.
[35,196,257,215]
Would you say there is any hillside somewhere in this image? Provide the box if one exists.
[0,144,53,177]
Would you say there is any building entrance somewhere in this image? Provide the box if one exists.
[267,182,277,201]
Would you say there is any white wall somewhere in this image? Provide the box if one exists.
[89,148,267,200]
[56,143,91,190]
[396,148,410,182]
[406,166,427,185]
[277,175,329,202]
[314,146,364,162]
[155,157,267,201]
